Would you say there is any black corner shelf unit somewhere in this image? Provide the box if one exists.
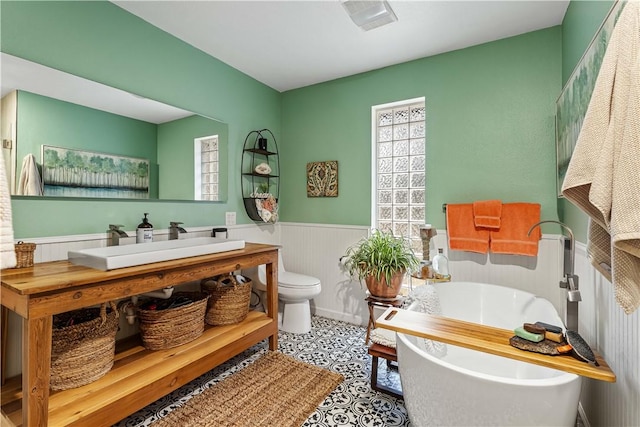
[241,129,280,222]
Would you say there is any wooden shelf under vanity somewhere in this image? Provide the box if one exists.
[1,311,274,427]
[376,307,616,383]
[0,243,280,426]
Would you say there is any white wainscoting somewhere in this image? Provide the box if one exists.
[279,222,371,325]
[6,222,639,426]
[278,223,566,325]
[574,241,639,427]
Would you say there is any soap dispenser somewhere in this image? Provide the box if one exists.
[136,213,153,243]
[432,248,450,280]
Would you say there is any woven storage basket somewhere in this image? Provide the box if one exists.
[14,241,36,268]
[137,291,209,350]
[50,302,119,391]
[201,274,252,326]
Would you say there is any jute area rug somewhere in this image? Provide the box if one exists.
[151,351,344,427]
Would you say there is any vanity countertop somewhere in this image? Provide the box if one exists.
[1,242,275,297]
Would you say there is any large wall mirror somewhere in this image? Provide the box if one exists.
[1,53,228,202]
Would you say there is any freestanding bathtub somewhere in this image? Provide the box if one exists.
[396,282,582,427]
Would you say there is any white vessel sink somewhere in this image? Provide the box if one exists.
[68,237,245,270]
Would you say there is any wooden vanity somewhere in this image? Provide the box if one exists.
[0,242,279,427]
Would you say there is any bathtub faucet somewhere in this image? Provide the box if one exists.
[528,220,580,331]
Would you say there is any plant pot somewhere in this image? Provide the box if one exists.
[365,270,405,299]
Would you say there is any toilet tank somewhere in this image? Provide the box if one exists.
[256,249,286,285]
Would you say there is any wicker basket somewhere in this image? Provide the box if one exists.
[50,302,119,391]
[14,241,36,268]
[137,291,209,350]
[201,274,252,326]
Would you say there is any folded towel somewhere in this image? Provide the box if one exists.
[489,203,541,256]
[18,154,43,196]
[446,203,490,254]
[473,199,502,229]
[1,149,17,269]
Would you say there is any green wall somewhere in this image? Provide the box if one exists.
[157,115,228,201]
[281,27,562,231]
[559,0,615,243]
[2,0,616,240]
[1,1,280,238]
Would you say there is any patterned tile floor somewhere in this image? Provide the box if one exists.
[114,315,583,427]
[114,316,408,427]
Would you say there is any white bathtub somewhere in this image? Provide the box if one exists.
[396,282,582,427]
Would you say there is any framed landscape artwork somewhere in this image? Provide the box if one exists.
[555,0,626,196]
[41,145,150,199]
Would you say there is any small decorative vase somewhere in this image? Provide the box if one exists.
[365,270,405,299]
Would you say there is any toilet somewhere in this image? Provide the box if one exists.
[251,250,321,334]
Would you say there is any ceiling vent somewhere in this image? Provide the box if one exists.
[342,0,398,31]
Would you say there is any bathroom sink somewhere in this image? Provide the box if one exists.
[68,237,246,270]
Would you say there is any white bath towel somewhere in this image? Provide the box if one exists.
[18,153,43,196]
[370,327,397,348]
[0,149,17,269]
[562,1,640,314]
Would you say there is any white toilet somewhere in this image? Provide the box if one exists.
[252,250,321,334]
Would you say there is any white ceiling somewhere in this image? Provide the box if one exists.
[113,0,570,92]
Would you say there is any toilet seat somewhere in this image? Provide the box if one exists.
[279,271,320,288]
[253,270,320,292]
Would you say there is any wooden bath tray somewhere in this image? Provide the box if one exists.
[376,307,616,382]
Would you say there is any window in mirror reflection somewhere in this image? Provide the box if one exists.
[194,135,219,201]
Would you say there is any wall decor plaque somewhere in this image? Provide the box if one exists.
[307,161,338,197]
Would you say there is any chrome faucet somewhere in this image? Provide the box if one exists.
[528,220,580,331]
[169,221,187,240]
[107,224,128,246]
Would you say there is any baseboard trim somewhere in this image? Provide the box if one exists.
[314,307,365,327]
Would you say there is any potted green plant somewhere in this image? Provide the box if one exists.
[342,230,419,299]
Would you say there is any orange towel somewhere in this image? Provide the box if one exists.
[489,203,541,256]
[473,199,502,229]
[446,203,490,254]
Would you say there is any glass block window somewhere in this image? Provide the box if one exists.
[373,99,426,259]
[194,135,219,201]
